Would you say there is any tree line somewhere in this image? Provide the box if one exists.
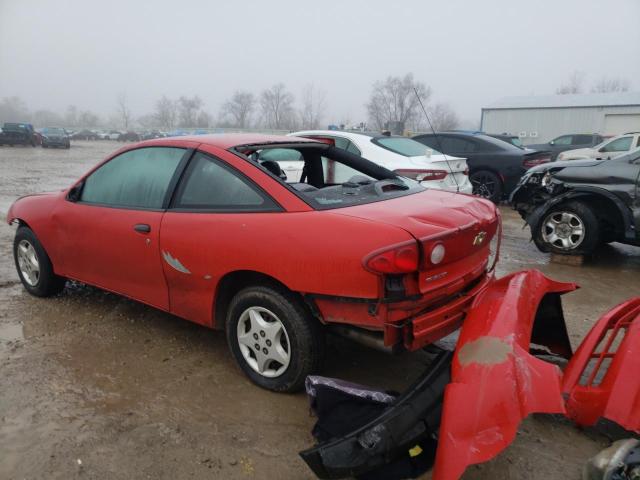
[556,72,631,95]
[0,74,462,132]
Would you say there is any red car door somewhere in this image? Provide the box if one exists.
[52,146,189,310]
[159,149,284,325]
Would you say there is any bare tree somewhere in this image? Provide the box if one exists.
[32,109,64,127]
[591,76,630,93]
[116,92,132,129]
[299,84,326,130]
[427,103,460,132]
[366,73,431,132]
[137,114,157,129]
[64,105,78,127]
[196,111,212,128]
[0,96,29,123]
[260,83,296,129]
[78,110,100,127]
[556,71,585,95]
[153,96,177,130]
[222,91,255,128]
[178,96,204,128]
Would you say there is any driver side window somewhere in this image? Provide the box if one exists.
[601,137,632,153]
[80,147,185,209]
[553,135,572,145]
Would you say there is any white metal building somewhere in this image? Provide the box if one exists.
[480,92,640,145]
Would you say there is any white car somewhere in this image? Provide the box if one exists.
[280,131,472,194]
[557,132,640,161]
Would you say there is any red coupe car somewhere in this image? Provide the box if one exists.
[8,134,500,391]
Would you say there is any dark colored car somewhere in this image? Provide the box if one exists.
[72,129,99,141]
[0,122,36,147]
[117,131,141,142]
[41,127,71,149]
[527,134,604,161]
[413,132,551,202]
[510,149,640,255]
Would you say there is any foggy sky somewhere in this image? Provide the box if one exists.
[1,0,639,126]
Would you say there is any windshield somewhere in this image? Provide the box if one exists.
[46,128,65,134]
[236,143,426,210]
[373,136,442,157]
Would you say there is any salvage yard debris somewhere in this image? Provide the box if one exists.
[301,270,640,480]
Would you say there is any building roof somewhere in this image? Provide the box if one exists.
[485,92,640,110]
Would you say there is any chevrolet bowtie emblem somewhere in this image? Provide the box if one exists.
[473,231,487,246]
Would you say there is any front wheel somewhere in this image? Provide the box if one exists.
[226,285,324,392]
[533,201,600,255]
[13,226,66,296]
[470,170,503,203]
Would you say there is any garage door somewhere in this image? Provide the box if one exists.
[604,113,640,135]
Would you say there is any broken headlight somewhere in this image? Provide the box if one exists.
[541,172,552,187]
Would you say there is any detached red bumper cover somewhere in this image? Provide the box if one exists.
[433,270,576,480]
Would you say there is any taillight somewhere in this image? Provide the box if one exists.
[394,169,448,181]
[463,167,469,176]
[523,156,551,168]
[364,242,419,274]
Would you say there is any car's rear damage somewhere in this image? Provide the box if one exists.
[300,269,640,480]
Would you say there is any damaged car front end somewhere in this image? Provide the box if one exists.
[510,151,640,255]
[300,269,640,480]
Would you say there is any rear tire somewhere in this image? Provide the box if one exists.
[225,285,324,392]
[13,226,66,297]
[533,201,600,255]
[470,170,503,203]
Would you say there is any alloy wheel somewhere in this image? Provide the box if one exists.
[541,211,585,250]
[471,173,496,198]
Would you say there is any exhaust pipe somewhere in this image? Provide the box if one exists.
[328,325,398,354]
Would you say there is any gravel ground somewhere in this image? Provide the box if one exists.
[1,140,638,479]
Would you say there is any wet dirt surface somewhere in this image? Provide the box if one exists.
[0,141,638,479]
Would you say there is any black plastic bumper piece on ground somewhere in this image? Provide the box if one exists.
[299,351,452,479]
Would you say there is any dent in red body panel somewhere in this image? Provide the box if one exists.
[433,269,577,480]
[562,297,640,433]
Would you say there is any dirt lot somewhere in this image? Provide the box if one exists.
[1,141,638,479]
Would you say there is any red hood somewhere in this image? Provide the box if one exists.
[329,190,497,240]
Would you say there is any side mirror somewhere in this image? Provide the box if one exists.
[425,148,433,158]
[549,140,555,146]
[67,181,84,202]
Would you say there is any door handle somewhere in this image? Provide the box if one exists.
[134,223,151,234]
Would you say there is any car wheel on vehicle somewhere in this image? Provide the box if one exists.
[470,170,502,203]
[534,201,600,255]
[13,226,66,297]
[226,285,324,392]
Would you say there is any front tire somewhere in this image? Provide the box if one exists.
[13,226,66,297]
[470,170,503,203]
[533,201,600,255]
[226,285,324,392]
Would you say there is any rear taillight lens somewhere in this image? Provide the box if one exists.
[394,169,448,181]
[463,167,469,176]
[523,156,551,169]
[364,242,419,274]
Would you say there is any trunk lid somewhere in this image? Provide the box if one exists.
[330,189,496,240]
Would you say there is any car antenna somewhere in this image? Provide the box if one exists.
[413,87,461,193]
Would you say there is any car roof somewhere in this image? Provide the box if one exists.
[139,133,321,150]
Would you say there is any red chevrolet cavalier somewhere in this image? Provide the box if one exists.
[8,134,499,391]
